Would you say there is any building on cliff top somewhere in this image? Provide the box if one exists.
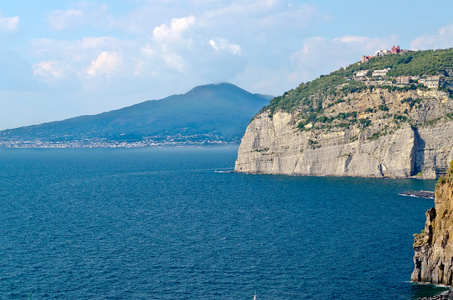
[375,49,391,57]
[355,70,368,77]
[361,45,411,63]
[396,76,410,84]
[420,76,440,88]
[372,68,390,77]
[391,45,401,54]
[361,55,374,63]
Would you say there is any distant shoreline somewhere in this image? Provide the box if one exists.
[0,142,241,149]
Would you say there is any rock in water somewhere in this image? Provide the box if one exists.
[419,290,453,300]
[412,161,453,285]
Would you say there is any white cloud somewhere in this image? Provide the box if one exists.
[149,16,197,72]
[0,15,19,32]
[32,61,68,80]
[153,15,196,43]
[86,51,122,77]
[411,24,453,50]
[21,1,331,100]
[209,38,241,55]
[32,0,327,87]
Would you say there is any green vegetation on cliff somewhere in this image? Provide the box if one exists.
[340,48,453,78]
[263,47,453,116]
[258,48,453,144]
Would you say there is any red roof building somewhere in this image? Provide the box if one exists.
[391,45,401,54]
[361,55,374,63]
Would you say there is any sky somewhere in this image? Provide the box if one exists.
[1,0,453,130]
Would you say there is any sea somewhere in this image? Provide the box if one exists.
[0,147,448,299]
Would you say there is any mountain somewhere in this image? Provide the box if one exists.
[0,83,271,147]
[235,47,453,179]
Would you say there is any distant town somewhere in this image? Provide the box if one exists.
[0,134,239,148]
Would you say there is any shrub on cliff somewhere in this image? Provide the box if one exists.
[436,161,453,187]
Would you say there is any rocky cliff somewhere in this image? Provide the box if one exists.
[235,88,453,178]
[411,162,453,285]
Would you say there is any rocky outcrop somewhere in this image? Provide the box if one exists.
[411,164,453,285]
[419,290,453,300]
[235,88,453,178]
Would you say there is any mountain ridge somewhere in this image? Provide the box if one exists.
[0,82,271,147]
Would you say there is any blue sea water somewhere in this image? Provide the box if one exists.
[0,147,447,299]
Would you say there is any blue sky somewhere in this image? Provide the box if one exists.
[1,0,453,130]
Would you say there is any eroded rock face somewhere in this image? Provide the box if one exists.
[411,177,453,285]
[235,89,453,178]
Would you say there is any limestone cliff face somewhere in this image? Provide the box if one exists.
[235,88,453,178]
[411,170,453,285]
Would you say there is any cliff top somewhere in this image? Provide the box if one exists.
[263,47,453,115]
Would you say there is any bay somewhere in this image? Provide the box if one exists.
[0,147,444,299]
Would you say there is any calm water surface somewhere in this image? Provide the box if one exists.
[0,147,446,299]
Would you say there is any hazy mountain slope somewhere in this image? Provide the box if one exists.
[0,83,271,145]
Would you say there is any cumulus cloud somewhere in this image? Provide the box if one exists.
[31,60,81,91]
[411,24,453,50]
[33,0,327,91]
[32,61,68,80]
[153,16,196,43]
[148,16,197,72]
[209,38,241,55]
[86,51,122,77]
[0,15,19,32]
[16,1,337,106]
